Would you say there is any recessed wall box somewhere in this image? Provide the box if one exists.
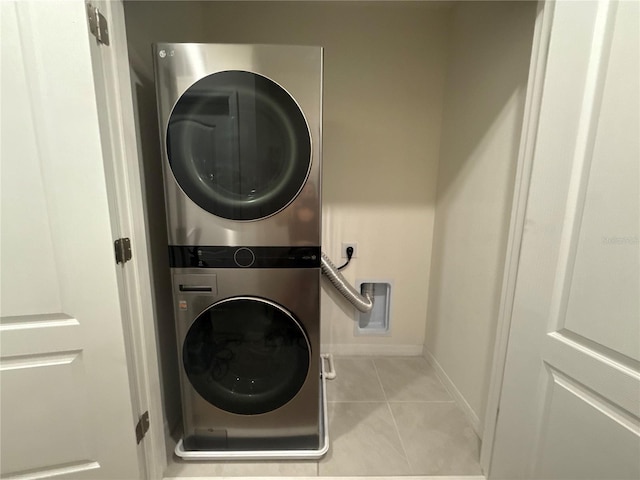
[355,280,392,335]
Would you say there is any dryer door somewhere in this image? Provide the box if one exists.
[166,71,312,221]
[182,296,311,415]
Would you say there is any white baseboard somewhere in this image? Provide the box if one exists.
[321,343,424,356]
[166,477,486,480]
[422,346,482,437]
[165,476,485,480]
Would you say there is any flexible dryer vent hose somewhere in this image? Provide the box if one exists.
[320,252,374,313]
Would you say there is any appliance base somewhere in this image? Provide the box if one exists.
[175,358,330,460]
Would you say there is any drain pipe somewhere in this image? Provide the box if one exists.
[320,252,374,313]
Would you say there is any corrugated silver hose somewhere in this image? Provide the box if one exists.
[320,252,374,313]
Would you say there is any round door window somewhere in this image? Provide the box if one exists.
[166,71,312,221]
[182,297,311,415]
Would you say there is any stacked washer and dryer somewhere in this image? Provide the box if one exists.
[153,44,324,455]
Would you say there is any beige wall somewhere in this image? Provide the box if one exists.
[124,1,451,364]
[197,1,450,354]
[424,1,536,432]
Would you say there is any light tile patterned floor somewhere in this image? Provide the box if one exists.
[164,356,483,479]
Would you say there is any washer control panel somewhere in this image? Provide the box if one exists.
[169,246,320,269]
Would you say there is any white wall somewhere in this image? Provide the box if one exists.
[424,1,537,433]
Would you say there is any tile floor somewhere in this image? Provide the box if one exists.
[164,356,483,479]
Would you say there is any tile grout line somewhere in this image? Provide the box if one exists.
[370,358,388,402]
[371,358,415,474]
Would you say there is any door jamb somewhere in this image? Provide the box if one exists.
[86,1,166,478]
[479,0,556,475]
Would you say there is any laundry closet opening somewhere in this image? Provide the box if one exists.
[122,0,536,476]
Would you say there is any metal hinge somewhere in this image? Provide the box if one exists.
[135,411,150,444]
[87,3,110,46]
[115,238,132,265]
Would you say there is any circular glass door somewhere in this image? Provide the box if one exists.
[182,297,311,415]
[167,71,312,221]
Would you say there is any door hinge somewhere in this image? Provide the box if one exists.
[87,3,110,46]
[135,411,150,444]
[115,237,132,265]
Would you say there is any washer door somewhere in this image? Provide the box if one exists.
[183,297,311,415]
[167,71,312,221]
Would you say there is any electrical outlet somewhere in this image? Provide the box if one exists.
[341,242,358,259]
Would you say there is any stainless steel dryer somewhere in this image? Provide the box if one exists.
[154,43,322,247]
[172,263,320,451]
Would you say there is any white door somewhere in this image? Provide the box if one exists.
[490,0,639,478]
[0,1,142,478]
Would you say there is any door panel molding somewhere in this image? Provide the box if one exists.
[2,461,101,480]
[549,330,639,379]
[548,367,640,435]
[545,331,640,418]
[0,314,79,332]
[547,0,617,333]
[0,351,81,371]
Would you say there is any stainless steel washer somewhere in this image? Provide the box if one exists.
[154,43,322,247]
[172,264,320,451]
